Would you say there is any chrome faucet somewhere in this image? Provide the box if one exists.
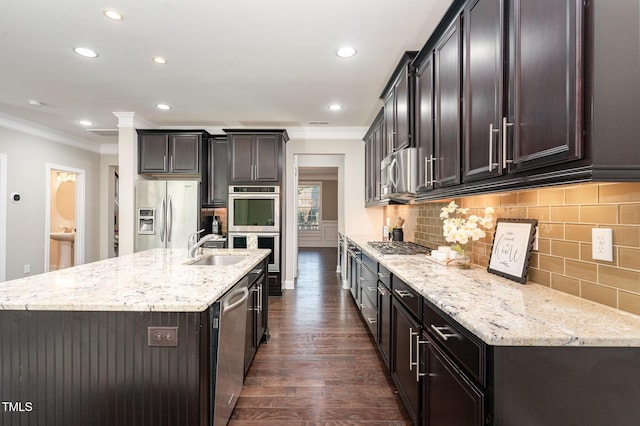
[188,229,216,258]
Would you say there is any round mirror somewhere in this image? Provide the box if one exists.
[56,180,76,220]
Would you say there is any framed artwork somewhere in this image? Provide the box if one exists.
[487,218,538,284]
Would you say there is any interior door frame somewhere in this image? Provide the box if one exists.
[44,163,86,272]
[0,153,7,281]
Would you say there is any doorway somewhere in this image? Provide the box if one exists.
[45,163,86,272]
[0,153,7,281]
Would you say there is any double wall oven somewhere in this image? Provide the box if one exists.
[228,185,280,273]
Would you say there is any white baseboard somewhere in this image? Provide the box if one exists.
[341,279,350,290]
[283,279,295,290]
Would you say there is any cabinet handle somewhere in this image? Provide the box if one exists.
[367,286,376,292]
[502,117,514,169]
[378,272,390,279]
[430,324,457,341]
[409,327,419,371]
[394,289,413,298]
[416,337,428,382]
[159,195,166,242]
[360,303,368,309]
[377,287,388,296]
[170,155,174,172]
[359,277,367,282]
[488,123,500,171]
[367,317,377,324]
[429,155,436,185]
[163,154,167,171]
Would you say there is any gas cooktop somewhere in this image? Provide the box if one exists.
[367,241,432,256]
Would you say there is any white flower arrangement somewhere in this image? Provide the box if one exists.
[440,201,495,252]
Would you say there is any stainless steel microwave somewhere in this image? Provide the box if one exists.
[228,186,280,233]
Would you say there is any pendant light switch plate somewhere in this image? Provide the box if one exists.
[592,228,613,262]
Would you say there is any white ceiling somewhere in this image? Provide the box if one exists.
[0,0,453,149]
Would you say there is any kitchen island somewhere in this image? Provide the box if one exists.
[0,248,270,426]
[344,234,640,425]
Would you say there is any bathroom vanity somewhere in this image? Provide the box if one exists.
[0,248,270,426]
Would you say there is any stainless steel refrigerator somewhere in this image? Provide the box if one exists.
[135,180,200,252]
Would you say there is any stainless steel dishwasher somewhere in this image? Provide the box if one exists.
[211,276,249,426]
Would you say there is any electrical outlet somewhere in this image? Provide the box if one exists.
[148,327,178,347]
[592,228,613,262]
[23,264,30,274]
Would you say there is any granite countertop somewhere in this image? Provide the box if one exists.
[344,234,640,347]
[0,248,270,312]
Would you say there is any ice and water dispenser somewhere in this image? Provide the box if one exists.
[137,208,156,234]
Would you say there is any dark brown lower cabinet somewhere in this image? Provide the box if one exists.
[422,331,485,426]
[391,297,421,425]
[377,280,392,369]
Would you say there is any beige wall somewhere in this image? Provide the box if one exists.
[321,180,338,220]
[385,182,640,316]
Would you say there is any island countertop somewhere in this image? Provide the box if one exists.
[344,234,640,347]
[0,248,270,312]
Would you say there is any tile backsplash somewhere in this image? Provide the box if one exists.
[384,182,640,316]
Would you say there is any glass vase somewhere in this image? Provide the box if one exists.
[452,245,472,269]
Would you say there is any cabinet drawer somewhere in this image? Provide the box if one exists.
[361,252,377,273]
[361,299,378,339]
[360,265,378,310]
[423,299,486,386]
[377,264,391,287]
[391,276,421,320]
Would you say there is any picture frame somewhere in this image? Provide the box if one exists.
[487,218,538,284]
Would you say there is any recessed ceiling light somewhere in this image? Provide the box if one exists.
[28,99,45,107]
[328,104,342,111]
[74,47,98,58]
[337,46,357,58]
[79,120,93,126]
[102,9,124,21]
[156,104,171,110]
[152,56,167,65]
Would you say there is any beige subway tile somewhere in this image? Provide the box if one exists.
[551,240,580,259]
[529,252,539,268]
[500,192,518,206]
[551,206,580,222]
[619,247,640,271]
[517,190,539,206]
[581,281,618,309]
[611,226,640,247]
[580,205,618,224]
[620,204,640,225]
[537,238,551,255]
[599,265,640,293]
[538,188,565,206]
[566,184,598,205]
[599,183,640,203]
[528,268,550,286]
[527,207,551,222]
[538,223,564,239]
[507,207,529,219]
[580,243,618,264]
[565,224,593,243]
[619,291,640,316]
[538,254,564,274]
[551,274,580,297]
[565,259,598,282]
[477,254,490,267]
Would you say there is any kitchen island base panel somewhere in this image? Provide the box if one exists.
[493,346,640,426]
[0,310,205,426]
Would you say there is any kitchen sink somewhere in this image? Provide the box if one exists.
[189,255,248,266]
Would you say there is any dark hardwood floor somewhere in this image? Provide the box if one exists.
[229,247,411,425]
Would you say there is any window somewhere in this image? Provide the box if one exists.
[297,183,321,231]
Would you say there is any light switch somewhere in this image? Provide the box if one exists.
[592,228,613,262]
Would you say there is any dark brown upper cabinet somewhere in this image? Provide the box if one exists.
[381,52,418,156]
[201,136,228,207]
[226,130,288,184]
[463,0,582,183]
[138,130,204,175]
[434,19,462,189]
[414,53,435,192]
[363,109,385,206]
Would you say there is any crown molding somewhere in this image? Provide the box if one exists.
[161,125,368,141]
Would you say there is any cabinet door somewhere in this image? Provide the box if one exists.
[229,135,254,182]
[506,0,582,172]
[254,135,280,182]
[395,69,412,150]
[425,338,485,426]
[463,0,503,182]
[364,135,375,203]
[372,117,384,201]
[415,54,435,192]
[139,133,169,173]
[391,298,420,425]
[434,20,462,189]
[207,138,228,205]
[169,134,200,174]
[383,91,395,156]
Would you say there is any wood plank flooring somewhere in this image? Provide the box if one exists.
[229,247,411,425]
